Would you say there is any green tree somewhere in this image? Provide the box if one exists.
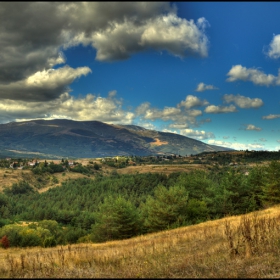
[186,198,208,224]
[91,195,140,242]
[0,193,9,208]
[141,185,189,233]
[36,220,61,238]
[261,161,280,206]
[62,226,87,244]
[246,164,266,209]
[176,171,213,200]
[4,181,35,196]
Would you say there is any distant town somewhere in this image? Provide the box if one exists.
[2,150,280,172]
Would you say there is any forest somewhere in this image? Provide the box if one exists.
[0,159,280,248]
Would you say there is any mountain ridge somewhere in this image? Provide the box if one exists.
[0,119,233,158]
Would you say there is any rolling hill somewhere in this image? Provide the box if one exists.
[1,205,280,278]
[0,119,233,158]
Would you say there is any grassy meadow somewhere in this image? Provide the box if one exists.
[1,205,280,278]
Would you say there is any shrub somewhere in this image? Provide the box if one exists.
[0,224,23,247]
[71,164,90,174]
[18,228,42,247]
[0,235,9,249]
[4,181,35,196]
[93,163,100,170]
[43,236,57,248]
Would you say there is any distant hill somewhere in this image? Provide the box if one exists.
[0,119,233,158]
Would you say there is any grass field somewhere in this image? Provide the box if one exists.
[1,205,280,278]
[0,169,91,193]
[116,163,208,175]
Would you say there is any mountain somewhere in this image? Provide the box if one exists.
[0,119,233,158]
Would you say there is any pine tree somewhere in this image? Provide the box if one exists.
[91,195,140,242]
[141,185,189,233]
[261,161,280,206]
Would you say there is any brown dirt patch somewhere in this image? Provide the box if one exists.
[150,138,168,146]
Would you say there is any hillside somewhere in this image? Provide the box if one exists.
[0,119,233,158]
[1,205,280,278]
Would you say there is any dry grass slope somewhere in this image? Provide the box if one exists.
[0,169,93,193]
[1,205,280,278]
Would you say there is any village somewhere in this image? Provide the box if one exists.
[0,150,278,177]
[0,150,268,173]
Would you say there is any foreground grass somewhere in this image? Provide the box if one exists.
[1,206,280,278]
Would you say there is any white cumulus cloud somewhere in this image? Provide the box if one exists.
[266,34,280,59]
[245,124,262,131]
[226,65,280,86]
[207,139,264,151]
[0,66,92,101]
[262,114,280,120]
[178,128,215,140]
[179,95,209,109]
[169,123,189,129]
[135,95,208,127]
[195,82,218,92]
[223,94,263,108]
[204,104,237,114]
[0,91,135,125]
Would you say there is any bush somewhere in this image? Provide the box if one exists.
[64,227,87,244]
[19,228,42,247]
[71,164,91,174]
[4,181,35,196]
[0,235,9,249]
[93,163,100,170]
[43,236,57,248]
[52,176,59,184]
[0,219,10,228]
[0,224,23,247]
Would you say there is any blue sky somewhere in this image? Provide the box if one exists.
[1,2,280,151]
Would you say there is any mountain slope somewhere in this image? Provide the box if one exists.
[0,119,233,158]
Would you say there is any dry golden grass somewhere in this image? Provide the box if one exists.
[0,169,33,192]
[117,164,208,175]
[2,205,280,278]
[36,172,92,193]
[0,168,93,193]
